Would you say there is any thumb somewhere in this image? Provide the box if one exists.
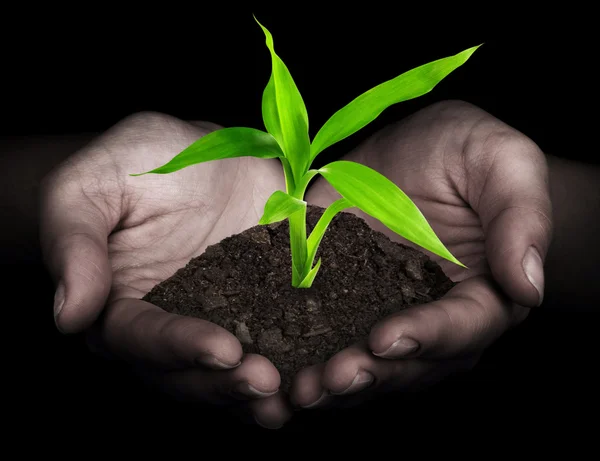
[472,135,553,308]
[39,172,113,334]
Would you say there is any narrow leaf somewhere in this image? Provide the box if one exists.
[292,261,302,288]
[303,197,353,275]
[129,127,283,176]
[259,190,307,225]
[318,161,466,267]
[256,17,311,184]
[310,45,482,162]
[298,257,322,288]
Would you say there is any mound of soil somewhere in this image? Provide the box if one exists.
[142,205,455,392]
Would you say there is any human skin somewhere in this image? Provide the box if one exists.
[292,100,600,409]
[2,100,597,428]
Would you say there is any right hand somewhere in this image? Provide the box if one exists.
[39,112,291,429]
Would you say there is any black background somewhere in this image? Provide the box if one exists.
[3,5,598,438]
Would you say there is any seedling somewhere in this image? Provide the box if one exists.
[131,18,478,288]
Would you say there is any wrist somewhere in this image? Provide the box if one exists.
[0,133,96,263]
[544,154,600,309]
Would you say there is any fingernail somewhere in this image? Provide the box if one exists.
[330,370,374,395]
[254,415,283,430]
[53,281,65,328]
[231,382,279,399]
[522,245,544,306]
[195,355,241,370]
[300,390,330,409]
[373,336,420,358]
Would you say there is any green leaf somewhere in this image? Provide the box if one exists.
[292,262,303,288]
[256,16,311,185]
[129,127,284,176]
[259,190,307,225]
[298,257,322,288]
[303,197,353,275]
[318,161,466,267]
[310,44,482,162]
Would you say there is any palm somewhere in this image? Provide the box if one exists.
[79,115,286,305]
[306,111,488,284]
[109,158,284,302]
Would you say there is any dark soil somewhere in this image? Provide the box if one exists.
[142,204,456,392]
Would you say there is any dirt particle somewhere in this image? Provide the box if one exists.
[234,321,253,345]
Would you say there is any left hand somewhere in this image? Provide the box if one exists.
[291,100,553,409]
[39,112,291,429]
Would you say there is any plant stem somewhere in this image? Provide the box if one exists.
[280,158,296,194]
[288,206,308,286]
[280,157,308,287]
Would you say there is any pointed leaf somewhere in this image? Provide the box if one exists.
[292,261,302,288]
[310,45,482,162]
[303,197,353,275]
[129,127,283,176]
[318,161,466,267]
[298,257,322,288]
[256,17,310,184]
[259,190,307,225]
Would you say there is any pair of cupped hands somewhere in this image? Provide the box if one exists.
[41,100,552,429]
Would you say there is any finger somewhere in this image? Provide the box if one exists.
[467,132,553,307]
[292,342,481,410]
[96,298,243,370]
[321,342,477,399]
[248,392,293,430]
[369,275,526,360]
[149,353,280,405]
[39,169,114,334]
[289,363,333,409]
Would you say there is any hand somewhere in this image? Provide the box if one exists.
[39,112,291,428]
[292,100,553,408]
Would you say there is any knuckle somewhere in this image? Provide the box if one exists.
[156,314,190,352]
[369,316,394,344]
[116,110,177,131]
[407,304,448,342]
[436,302,463,343]
[239,354,279,384]
[479,130,526,162]
[489,130,543,164]
[110,111,184,144]
[432,294,488,352]
[158,315,234,359]
[182,320,222,352]
[127,307,156,345]
[429,99,480,116]
[467,286,512,341]
[97,299,140,352]
[110,111,212,151]
[241,353,271,368]
[422,99,486,131]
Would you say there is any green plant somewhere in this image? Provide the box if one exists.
[131,17,479,288]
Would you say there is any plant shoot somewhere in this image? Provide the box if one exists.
[130,17,480,288]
